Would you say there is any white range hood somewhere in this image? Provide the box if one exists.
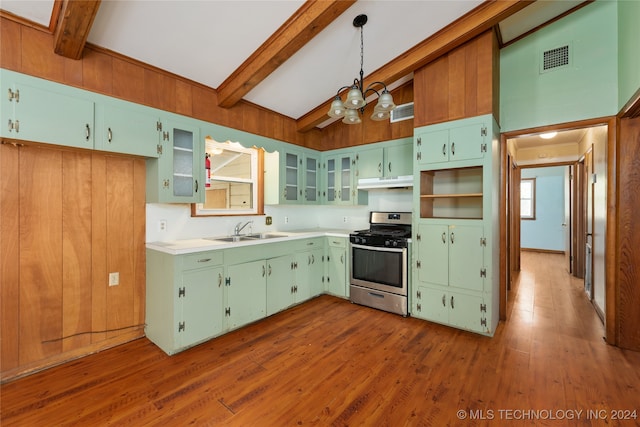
[357,175,414,190]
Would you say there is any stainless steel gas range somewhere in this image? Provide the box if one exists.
[349,211,411,316]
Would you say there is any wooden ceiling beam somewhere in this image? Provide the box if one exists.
[296,0,534,133]
[216,0,356,109]
[53,0,102,60]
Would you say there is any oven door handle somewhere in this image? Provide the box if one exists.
[350,243,406,254]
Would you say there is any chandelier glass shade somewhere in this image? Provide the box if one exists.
[327,14,396,124]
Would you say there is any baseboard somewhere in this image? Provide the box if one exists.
[521,248,565,254]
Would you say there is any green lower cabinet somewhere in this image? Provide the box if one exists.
[326,237,348,297]
[416,222,485,292]
[226,260,267,330]
[180,267,224,347]
[412,285,489,334]
[266,255,296,316]
[301,248,324,298]
[146,249,225,355]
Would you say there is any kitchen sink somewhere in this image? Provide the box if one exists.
[203,233,287,243]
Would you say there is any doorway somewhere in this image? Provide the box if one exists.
[503,123,608,323]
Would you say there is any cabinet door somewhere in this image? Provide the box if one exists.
[448,225,484,291]
[339,155,353,203]
[304,155,320,204]
[180,267,224,347]
[417,129,449,165]
[266,255,295,316]
[385,143,413,177]
[305,248,325,298]
[448,123,485,162]
[96,102,159,158]
[13,81,94,149]
[416,223,449,287]
[227,260,266,329]
[155,120,203,203]
[325,157,337,203]
[357,147,384,179]
[282,151,302,203]
[327,241,347,297]
[413,286,448,324]
[448,291,485,333]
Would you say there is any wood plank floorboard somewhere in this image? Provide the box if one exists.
[2,252,639,426]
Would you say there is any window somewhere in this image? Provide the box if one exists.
[191,138,264,216]
[520,178,536,220]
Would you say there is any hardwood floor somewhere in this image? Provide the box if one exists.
[2,252,639,426]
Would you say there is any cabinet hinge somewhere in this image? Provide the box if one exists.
[416,290,421,299]
[7,119,19,133]
[416,303,422,312]
[7,88,19,102]
[481,126,487,137]
[480,303,487,312]
[480,237,486,246]
[156,121,162,131]
[178,287,185,298]
[225,307,231,317]
[416,152,422,161]
[163,131,170,141]
[481,143,487,153]
[157,144,163,155]
[225,277,231,286]
[480,268,487,278]
[480,318,487,327]
[416,137,421,146]
[416,260,421,269]
[178,321,185,332]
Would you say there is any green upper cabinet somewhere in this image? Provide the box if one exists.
[1,70,94,149]
[304,154,320,204]
[415,122,487,167]
[356,139,413,180]
[95,101,160,158]
[275,149,320,205]
[322,152,366,205]
[146,117,204,203]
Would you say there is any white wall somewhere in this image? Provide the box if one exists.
[146,189,413,242]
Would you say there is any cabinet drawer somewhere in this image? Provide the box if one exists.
[182,251,224,270]
[327,237,346,248]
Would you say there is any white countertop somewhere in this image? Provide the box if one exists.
[146,228,352,255]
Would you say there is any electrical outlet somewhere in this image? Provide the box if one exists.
[343,216,348,223]
[109,272,119,287]
[158,220,167,232]
[284,216,289,224]
[265,216,272,225]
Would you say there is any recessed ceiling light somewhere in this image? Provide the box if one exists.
[540,131,558,139]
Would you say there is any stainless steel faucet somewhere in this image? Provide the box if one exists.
[234,220,253,236]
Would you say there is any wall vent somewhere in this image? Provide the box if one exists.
[390,102,414,123]
[540,44,571,73]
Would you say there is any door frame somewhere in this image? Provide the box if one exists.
[499,116,616,344]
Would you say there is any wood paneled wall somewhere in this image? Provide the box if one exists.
[616,116,640,350]
[413,30,499,128]
[0,16,307,148]
[0,143,146,382]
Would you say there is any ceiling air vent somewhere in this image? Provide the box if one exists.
[540,44,571,73]
[390,102,414,123]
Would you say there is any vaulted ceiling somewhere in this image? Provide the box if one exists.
[1,0,588,132]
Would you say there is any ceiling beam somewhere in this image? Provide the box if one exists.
[216,0,356,109]
[296,0,534,133]
[53,0,102,60]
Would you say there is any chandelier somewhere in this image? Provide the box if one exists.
[327,14,396,124]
